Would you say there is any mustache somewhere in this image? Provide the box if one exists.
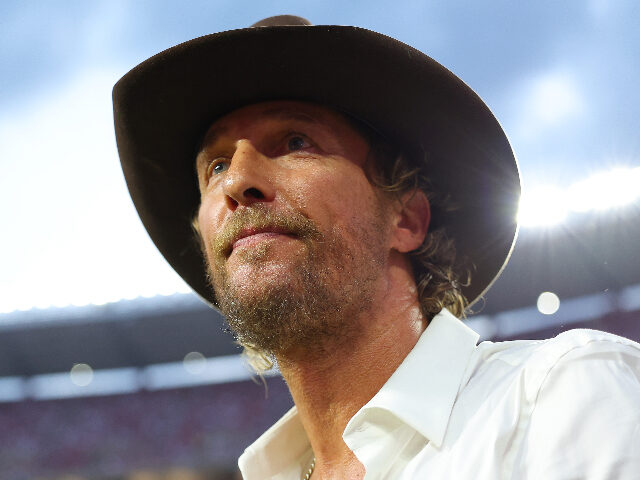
[211,204,322,258]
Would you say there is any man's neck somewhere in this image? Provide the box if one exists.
[276,256,427,479]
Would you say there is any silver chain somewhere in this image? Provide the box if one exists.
[302,456,316,480]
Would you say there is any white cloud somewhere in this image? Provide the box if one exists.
[0,68,190,313]
[529,72,583,125]
[510,70,585,143]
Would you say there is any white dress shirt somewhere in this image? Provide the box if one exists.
[238,309,640,479]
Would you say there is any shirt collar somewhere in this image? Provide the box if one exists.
[344,309,479,449]
[238,309,479,479]
[238,406,313,480]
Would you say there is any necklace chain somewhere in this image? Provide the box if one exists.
[302,456,316,480]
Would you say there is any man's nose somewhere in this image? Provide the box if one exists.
[222,140,275,209]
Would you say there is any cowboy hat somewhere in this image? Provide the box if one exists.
[112,15,520,310]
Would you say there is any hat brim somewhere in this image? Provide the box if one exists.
[113,25,520,310]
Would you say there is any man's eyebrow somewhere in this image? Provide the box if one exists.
[197,108,323,155]
[258,107,322,126]
[198,124,228,154]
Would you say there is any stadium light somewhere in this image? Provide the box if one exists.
[183,352,207,375]
[518,185,569,227]
[537,292,560,315]
[519,165,640,227]
[567,166,640,212]
[70,363,94,387]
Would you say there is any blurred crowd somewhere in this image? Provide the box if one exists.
[0,377,292,480]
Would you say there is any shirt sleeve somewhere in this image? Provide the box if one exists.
[513,335,640,480]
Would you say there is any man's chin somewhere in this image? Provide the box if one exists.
[227,233,305,263]
[217,284,319,355]
[219,263,306,301]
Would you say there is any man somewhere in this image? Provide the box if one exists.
[113,16,640,480]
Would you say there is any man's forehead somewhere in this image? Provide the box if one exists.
[200,101,352,148]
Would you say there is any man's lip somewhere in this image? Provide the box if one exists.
[231,227,294,250]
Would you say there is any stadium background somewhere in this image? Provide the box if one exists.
[1,1,639,478]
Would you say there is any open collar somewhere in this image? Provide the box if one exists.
[344,308,479,450]
[238,406,312,480]
[238,309,479,479]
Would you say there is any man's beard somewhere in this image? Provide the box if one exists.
[204,203,389,358]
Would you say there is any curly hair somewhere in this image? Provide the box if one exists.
[341,112,469,322]
[365,147,469,320]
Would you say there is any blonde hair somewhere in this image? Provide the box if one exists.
[368,151,469,320]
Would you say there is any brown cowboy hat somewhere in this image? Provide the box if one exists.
[112,15,520,310]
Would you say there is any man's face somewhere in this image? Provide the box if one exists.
[195,101,395,356]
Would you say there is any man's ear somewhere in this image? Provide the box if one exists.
[390,190,430,253]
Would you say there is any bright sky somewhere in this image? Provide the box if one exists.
[1,0,639,313]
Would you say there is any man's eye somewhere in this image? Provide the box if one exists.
[207,158,230,177]
[287,135,310,152]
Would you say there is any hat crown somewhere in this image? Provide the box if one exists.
[251,15,311,28]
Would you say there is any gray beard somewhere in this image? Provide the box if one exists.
[217,235,383,358]
[206,204,388,358]
[218,253,348,356]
